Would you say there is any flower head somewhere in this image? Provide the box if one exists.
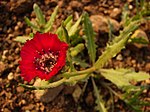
[20,33,68,82]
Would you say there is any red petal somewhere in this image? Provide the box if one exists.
[20,32,68,82]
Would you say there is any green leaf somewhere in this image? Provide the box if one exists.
[25,17,40,32]
[94,20,140,69]
[83,12,96,65]
[56,15,73,41]
[56,26,63,40]
[129,37,149,45]
[121,4,130,27]
[56,24,70,43]
[44,6,58,32]
[72,57,90,68]
[56,15,73,35]
[70,43,84,57]
[99,68,150,88]
[64,15,73,30]
[123,85,150,111]
[14,36,32,43]
[70,34,83,46]
[62,24,70,43]
[107,19,115,43]
[66,18,73,31]
[124,71,150,82]
[33,3,46,25]
[64,15,73,25]
[68,15,82,36]
[92,78,108,112]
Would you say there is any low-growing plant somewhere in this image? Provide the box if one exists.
[15,1,150,111]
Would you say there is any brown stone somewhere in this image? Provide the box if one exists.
[90,15,120,33]
[16,86,25,93]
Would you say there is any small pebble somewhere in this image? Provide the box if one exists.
[21,100,26,104]
[16,66,20,73]
[0,78,2,82]
[90,15,120,33]
[17,21,22,26]
[127,0,133,2]
[145,79,150,84]
[116,54,123,61]
[2,55,6,60]
[131,60,136,64]
[3,50,8,56]
[25,28,31,34]
[15,48,20,54]
[7,72,14,80]
[14,25,19,31]
[16,86,25,93]
[0,62,6,73]
[110,8,121,18]
[145,63,150,71]
[129,5,133,10]
[85,92,94,106]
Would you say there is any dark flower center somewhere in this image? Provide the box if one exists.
[34,51,58,74]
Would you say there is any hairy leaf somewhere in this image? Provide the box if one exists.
[123,85,150,111]
[62,25,70,43]
[83,12,96,65]
[14,36,32,43]
[94,20,140,69]
[72,57,90,68]
[44,6,58,32]
[68,15,82,36]
[24,17,40,32]
[129,37,149,45]
[56,15,73,40]
[65,15,73,30]
[33,3,46,25]
[99,68,150,88]
[92,78,108,112]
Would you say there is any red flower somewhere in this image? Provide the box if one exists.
[20,33,68,82]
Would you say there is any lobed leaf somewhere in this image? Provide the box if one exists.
[56,15,73,39]
[62,25,70,43]
[24,17,40,32]
[68,15,82,36]
[64,15,73,30]
[92,78,108,112]
[99,68,150,88]
[94,20,140,69]
[72,57,90,68]
[44,6,59,32]
[33,3,46,25]
[83,12,96,65]
[14,36,32,43]
[129,37,149,45]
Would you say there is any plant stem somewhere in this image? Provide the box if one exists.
[20,73,90,90]
[62,67,96,78]
[20,78,66,90]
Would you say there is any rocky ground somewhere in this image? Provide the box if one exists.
[0,0,150,112]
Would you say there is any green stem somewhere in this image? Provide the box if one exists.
[67,51,75,72]
[19,67,94,90]
[20,73,91,90]
[62,67,96,78]
[20,78,66,90]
